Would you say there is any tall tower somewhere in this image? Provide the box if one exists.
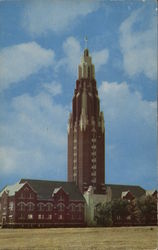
[67,47,106,194]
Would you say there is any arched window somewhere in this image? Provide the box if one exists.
[18,202,25,211]
[57,203,65,212]
[27,202,34,211]
[46,203,53,211]
[37,203,45,211]
[69,203,76,212]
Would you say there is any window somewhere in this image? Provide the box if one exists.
[9,202,14,211]
[70,204,75,212]
[38,214,44,220]
[27,202,34,211]
[91,151,96,156]
[48,214,52,220]
[46,203,52,211]
[91,178,96,183]
[91,138,96,143]
[58,214,63,220]
[57,203,64,212]
[29,193,33,199]
[73,165,77,170]
[28,214,33,220]
[91,171,96,177]
[37,203,44,211]
[59,195,63,201]
[91,158,96,163]
[18,202,25,211]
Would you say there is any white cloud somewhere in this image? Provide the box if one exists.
[119,8,157,80]
[43,81,62,96]
[92,49,109,72]
[0,42,54,92]
[23,0,99,36]
[99,81,157,187]
[56,37,81,75]
[0,91,69,179]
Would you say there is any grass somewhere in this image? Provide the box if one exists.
[0,226,157,250]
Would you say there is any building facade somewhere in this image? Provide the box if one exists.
[68,48,105,194]
[0,179,85,227]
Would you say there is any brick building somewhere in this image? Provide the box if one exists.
[68,48,105,194]
[0,179,85,227]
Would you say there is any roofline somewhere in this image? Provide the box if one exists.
[106,183,146,190]
[20,178,76,185]
[0,184,8,193]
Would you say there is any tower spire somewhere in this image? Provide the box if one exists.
[84,36,88,49]
[68,46,105,194]
[78,43,95,80]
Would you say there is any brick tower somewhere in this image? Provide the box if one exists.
[67,47,106,194]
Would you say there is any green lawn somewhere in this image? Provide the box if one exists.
[0,226,157,250]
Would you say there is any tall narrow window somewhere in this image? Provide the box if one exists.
[28,202,34,211]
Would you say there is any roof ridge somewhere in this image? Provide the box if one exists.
[20,178,73,183]
[106,183,145,188]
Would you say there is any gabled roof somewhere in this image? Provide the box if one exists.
[20,179,85,201]
[121,191,130,198]
[53,187,63,195]
[106,184,145,200]
[0,182,25,197]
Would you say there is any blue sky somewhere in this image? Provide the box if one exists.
[0,0,157,191]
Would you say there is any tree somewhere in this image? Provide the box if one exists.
[94,195,157,227]
[128,200,141,225]
[111,199,130,225]
[136,195,157,225]
[95,202,113,226]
